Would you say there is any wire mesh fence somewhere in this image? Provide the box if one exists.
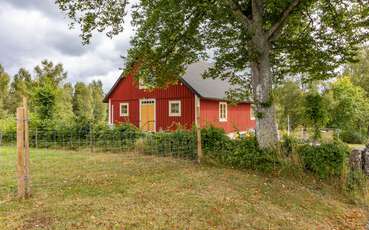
[0,125,198,199]
[0,127,198,159]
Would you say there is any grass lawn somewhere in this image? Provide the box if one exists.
[0,146,368,229]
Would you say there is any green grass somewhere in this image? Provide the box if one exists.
[0,146,368,229]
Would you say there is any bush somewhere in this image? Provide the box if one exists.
[340,130,367,144]
[201,126,280,172]
[281,134,299,157]
[201,125,230,153]
[298,142,349,179]
[221,138,280,172]
[142,129,196,159]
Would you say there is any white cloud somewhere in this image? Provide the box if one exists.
[0,0,134,92]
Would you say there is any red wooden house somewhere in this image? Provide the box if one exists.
[103,62,256,135]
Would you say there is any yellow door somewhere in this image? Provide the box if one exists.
[140,100,155,132]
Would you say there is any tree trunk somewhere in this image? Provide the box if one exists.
[250,33,279,149]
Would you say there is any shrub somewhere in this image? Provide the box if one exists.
[201,127,280,172]
[142,129,196,159]
[298,141,349,179]
[281,134,299,157]
[222,138,280,172]
[201,125,231,153]
[340,130,367,144]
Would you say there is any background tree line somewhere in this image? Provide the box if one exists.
[0,60,106,133]
[274,47,369,144]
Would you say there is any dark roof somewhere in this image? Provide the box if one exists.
[104,61,240,102]
[180,62,233,100]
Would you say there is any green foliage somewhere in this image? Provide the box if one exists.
[201,126,279,172]
[281,134,299,157]
[201,125,229,153]
[304,92,330,142]
[298,142,349,179]
[89,80,107,124]
[7,68,32,114]
[339,130,367,145]
[142,129,196,159]
[222,139,280,172]
[0,115,16,133]
[33,83,57,128]
[326,77,369,131]
[274,81,305,131]
[56,0,369,148]
[0,65,10,117]
[344,47,369,95]
[73,82,94,123]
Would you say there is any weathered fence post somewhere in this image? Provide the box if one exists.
[16,107,25,198]
[90,124,94,153]
[35,128,38,149]
[195,96,203,163]
[23,97,31,197]
[16,97,31,198]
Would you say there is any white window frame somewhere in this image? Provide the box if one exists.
[120,102,129,117]
[169,100,181,117]
[219,102,227,122]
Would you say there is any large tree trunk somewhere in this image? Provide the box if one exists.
[250,32,279,149]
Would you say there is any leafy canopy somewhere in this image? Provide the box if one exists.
[56,0,369,98]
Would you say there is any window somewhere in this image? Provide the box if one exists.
[120,103,129,116]
[219,102,227,122]
[250,105,256,120]
[169,100,181,117]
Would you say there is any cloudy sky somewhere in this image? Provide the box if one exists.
[0,0,134,91]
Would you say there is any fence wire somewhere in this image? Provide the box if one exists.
[0,127,198,199]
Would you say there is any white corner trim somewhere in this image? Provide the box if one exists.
[169,100,181,117]
[250,106,256,120]
[108,99,112,124]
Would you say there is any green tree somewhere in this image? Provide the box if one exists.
[325,76,369,133]
[0,65,10,117]
[304,92,329,144]
[54,83,75,129]
[73,82,93,123]
[343,47,369,95]
[56,0,369,148]
[89,80,106,124]
[7,68,32,114]
[274,81,305,131]
[33,82,57,129]
[34,60,67,88]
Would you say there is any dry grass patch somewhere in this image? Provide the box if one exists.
[0,147,368,229]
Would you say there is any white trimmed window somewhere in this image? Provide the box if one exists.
[169,100,181,117]
[250,105,256,120]
[219,102,227,122]
[120,103,129,116]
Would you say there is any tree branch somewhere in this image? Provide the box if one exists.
[267,0,303,41]
[228,0,252,31]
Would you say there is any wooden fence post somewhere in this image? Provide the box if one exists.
[23,97,31,197]
[195,95,203,163]
[16,107,26,198]
[16,97,31,199]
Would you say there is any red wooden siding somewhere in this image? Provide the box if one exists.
[199,99,256,133]
[109,73,196,130]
